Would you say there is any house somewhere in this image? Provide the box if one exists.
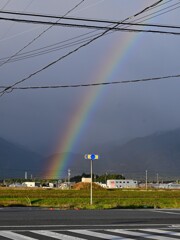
[22,182,35,187]
[107,179,138,189]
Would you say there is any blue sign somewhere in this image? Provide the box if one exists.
[84,154,99,160]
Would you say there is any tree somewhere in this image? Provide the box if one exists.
[96,174,125,183]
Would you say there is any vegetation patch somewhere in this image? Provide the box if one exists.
[0,187,180,209]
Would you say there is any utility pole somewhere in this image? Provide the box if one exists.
[156,173,159,184]
[145,170,148,190]
[25,171,27,180]
[68,169,71,189]
[105,172,108,184]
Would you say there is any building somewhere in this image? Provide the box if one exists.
[22,182,35,187]
[81,177,91,183]
[152,182,180,189]
[107,179,138,189]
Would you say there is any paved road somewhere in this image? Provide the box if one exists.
[0,208,180,239]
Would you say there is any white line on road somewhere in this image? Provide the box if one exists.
[171,225,180,228]
[152,210,180,215]
[31,230,86,240]
[70,229,134,239]
[141,228,180,237]
[0,231,37,240]
[108,229,178,240]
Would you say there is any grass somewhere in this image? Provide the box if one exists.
[0,187,180,209]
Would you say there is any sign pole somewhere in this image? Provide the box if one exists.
[90,159,93,205]
[84,154,99,206]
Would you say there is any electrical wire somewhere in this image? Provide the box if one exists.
[1,1,178,26]
[0,73,179,90]
[0,0,11,10]
[1,8,180,65]
[0,31,100,64]
[0,0,175,64]
[0,0,166,96]
[0,0,34,41]
[0,0,85,68]
[0,16,180,35]
[1,15,180,31]
[133,1,180,23]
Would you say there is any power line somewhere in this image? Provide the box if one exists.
[1,2,180,64]
[0,0,35,41]
[1,1,179,29]
[0,17,179,36]
[0,0,173,65]
[1,15,180,31]
[133,1,180,23]
[0,31,100,64]
[0,0,85,68]
[0,0,174,23]
[0,0,165,97]
[0,1,173,65]
[0,73,180,91]
[0,0,11,10]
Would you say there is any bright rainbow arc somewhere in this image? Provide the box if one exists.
[44,2,153,179]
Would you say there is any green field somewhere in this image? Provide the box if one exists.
[0,187,180,209]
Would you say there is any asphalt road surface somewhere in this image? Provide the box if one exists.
[0,207,180,239]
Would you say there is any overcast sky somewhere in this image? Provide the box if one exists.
[0,0,180,156]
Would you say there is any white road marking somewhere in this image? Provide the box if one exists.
[1,228,180,240]
[70,229,134,239]
[152,210,180,215]
[0,231,37,240]
[141,228,180,237]
[31,230,86,240]
[108,229,178,240]
[171,224,180,228]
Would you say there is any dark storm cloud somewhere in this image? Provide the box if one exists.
[0,0,180,155]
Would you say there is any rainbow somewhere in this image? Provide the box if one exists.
[43,3,154,179]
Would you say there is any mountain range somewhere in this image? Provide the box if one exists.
[0,137,43,178]
[1,128,180,179]
[101,129,180,180]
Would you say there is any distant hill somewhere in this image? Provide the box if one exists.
[1,128,180,179]
[45,129,180,180]
[0,137,43,178]
[96,129,180,179]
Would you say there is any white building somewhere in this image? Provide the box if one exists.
[81,177,91,183]
[22,182,35,187]
[107,179,138,189]
[152,182,180,189]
